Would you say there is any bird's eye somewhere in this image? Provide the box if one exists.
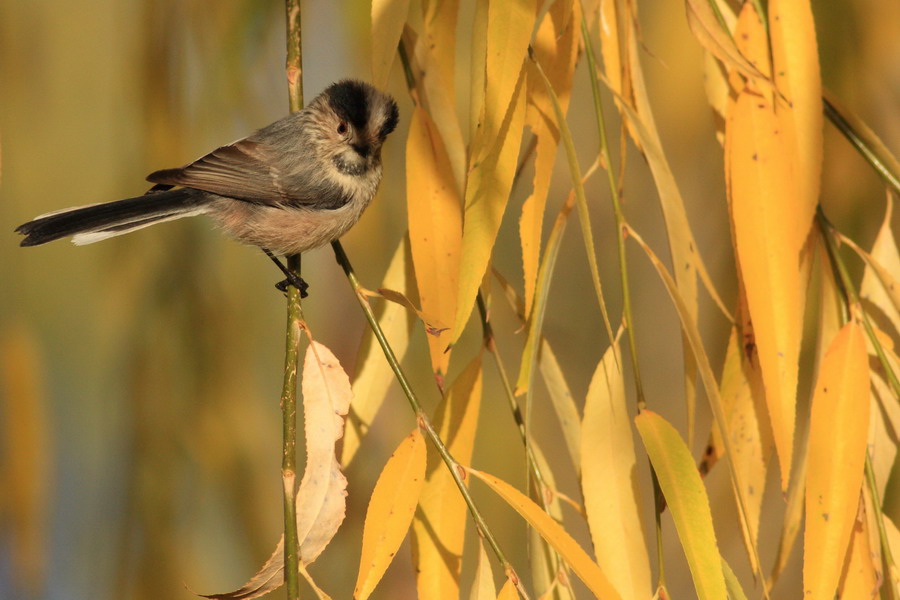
[337,121,348,135]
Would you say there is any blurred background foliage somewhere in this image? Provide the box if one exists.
[0,0,898,598]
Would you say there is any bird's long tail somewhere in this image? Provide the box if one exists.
[16,188,211,247]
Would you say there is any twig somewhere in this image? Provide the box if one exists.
[281,1,304,597]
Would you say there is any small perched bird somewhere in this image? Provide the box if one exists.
[15,79,399,295]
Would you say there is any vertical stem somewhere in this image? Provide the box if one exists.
[282,2,303,598]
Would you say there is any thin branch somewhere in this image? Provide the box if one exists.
[282,1,304,597]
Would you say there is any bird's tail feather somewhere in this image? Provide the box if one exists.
[16,189,210,247]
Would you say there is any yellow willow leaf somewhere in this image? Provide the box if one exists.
[872,368,900,500]
[684,0,766,85]
[468,0,489,144]
[520,0,580,316]
[837,496,879,599]
[581,340,652,599]
[371,0,410,89]
[407,106,463,374]
[0,326,50,594]
[710,327,772,573]
[883,515,900,589]
[769,0,823,238]
[804,321,871,600]
[413,0,466,190]
[598,0,623,97]
[472,0,535,159]
[207,342,353,600]
[354,429,426,599]
[469,540,496,600]
[722,558,749,600]
[858,196,900,337]
[515,195,572,397]
[467,468,622,599]
[628,226,767,584]
[344,237,414,467]
[453,72,527,342]
[727,88,803,489]
[734,3,770,85]
[634,410,727,599]
[496,578,517,600]
[412,355,483,600]
[539,338,582,472]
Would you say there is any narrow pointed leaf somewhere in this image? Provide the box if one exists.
[727,86,803,489]
[407,106,462,373]
[634,410,727,599]
[468,468,622,599]
[581,342,651,599]
[804,321,870,599]
[371,0,410,88]
[354,429,426,599]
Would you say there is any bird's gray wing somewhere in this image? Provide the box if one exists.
[146,139,293,206]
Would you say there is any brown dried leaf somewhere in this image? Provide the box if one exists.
[204,342,352,600]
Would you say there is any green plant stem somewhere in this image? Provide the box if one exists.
[331,241,530,600]
[282,1,303,598]
[824,97,900,196]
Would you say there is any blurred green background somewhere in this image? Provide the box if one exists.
[1,1,897,598]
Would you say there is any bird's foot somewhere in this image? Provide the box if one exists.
[275,273,309,298]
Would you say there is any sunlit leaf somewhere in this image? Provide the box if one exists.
[407,106,463,374]
[516,196,572,397]
[412,355,483,599]
[722,557,749,600]
[684,0,766,84]
[520,0,580,316]
[727,83,804,489]
[635,410,727,599]
[453,72,527,342]
[857,195,900,338]
[581,339,651,599]
[837,496,879,600]
[344,238,414,467]
[371,0,410,89]
[538,338,582,472]
[467,468,622,599]
[469,540,496,600]
[769,0,823,239]
[804,321,870,600]
[496,578,518,600]
[354,429,426,599]
[411,0,466,189]
[709,327,772,573]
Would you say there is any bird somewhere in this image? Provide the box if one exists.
[15,79,400,296]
